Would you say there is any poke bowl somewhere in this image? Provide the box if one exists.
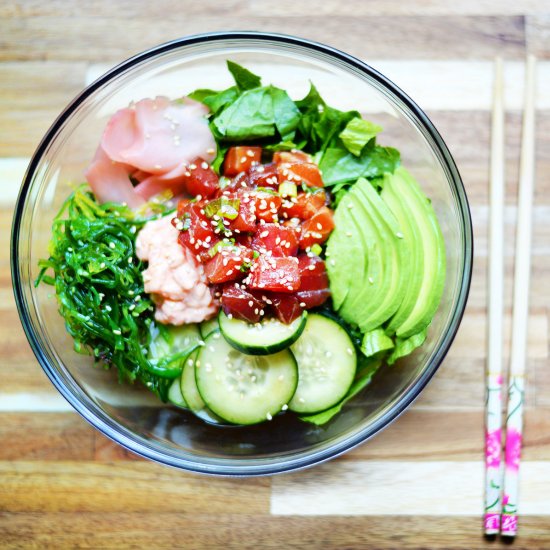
[11,32,472,476]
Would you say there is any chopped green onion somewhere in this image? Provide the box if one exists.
[204,197,240,220]
[310,243,323,256]
[278,181,298,198]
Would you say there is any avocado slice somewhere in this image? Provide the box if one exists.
[325,202,364,310]
[381,167,446,338]
[327,178,409,332]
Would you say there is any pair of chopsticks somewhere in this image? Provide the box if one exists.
[484,55,537,538]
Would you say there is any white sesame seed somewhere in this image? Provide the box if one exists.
[201,161,209,170]
[368,276,374,284]
[109,242,115,249]
[346,348,353,356]
[207,148,215,154]
[308,265,316,271]
[396,232,404,239]
[113,329,121,335]
[346,231,353,237]
[299,302,306,307]
[189,163,197,170]
[281,404,288,411]
[266,412,273,421]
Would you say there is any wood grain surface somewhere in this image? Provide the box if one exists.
[1,1,550,548]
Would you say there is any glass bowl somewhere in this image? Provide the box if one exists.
[11,32,472,476]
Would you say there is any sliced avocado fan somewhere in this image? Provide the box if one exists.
[381,167,446,338]
[326,177,410,332]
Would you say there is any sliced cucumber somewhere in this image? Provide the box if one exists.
[168,377,188,408]
[200,317,220,339]
[148,322,203,374]
[289,314,357,414]
[219,311,307,355]
[180,348,226,425]
[195,332,298,425]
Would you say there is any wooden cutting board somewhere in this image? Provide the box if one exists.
[1,2,550,548]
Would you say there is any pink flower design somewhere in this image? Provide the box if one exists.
[501,513,518,534]
[484,513,500,531]
[497,375,503,385]
[502,493,509,506]
[485,429,502,468]
[505,429,522,471]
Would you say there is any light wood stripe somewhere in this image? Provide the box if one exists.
[0,461,270,514]
[85,60,550,111]
[0,16,526,62]
[271,461,550,516]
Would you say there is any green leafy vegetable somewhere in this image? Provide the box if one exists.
[319,143,400,186]
[387,327,428,365]
[339,117,382,157]
[361,328,394,358]
[227,60,262,90]
[295,83,358,154]
[35,187,187,401]
[212,86,300,142]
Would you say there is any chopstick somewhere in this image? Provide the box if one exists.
[500,54,537,538]
[484,57,505,536]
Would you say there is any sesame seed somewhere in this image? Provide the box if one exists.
[346,348,354,356]
[189,163,197,170]
[347,202,354,209]
[207,148,215,154]
[346,232,353,237]
[396,232,404,239]
[281,404,288,411]
[330,259,336,266]
[299,302,306,307]
[308,265,316,271]
[266,412,273,421]
[154,164,162,170]
[368,276,374,284]
[113,329,122,335]
[316,223,323,230]
[260,230,269,238]
[227,313,233,319]
[109,242,115,249]
[129,304,135,311]
[240,156,247,163]
[201,161,209,170]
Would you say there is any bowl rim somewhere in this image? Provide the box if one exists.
[11,30,473,476]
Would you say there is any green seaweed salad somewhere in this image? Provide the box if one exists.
[37,61,446,425]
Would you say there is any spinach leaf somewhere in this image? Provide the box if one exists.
[270,86,301,141]
[340,117,382,156]
[387,327,427,365]
[227,60,262,90]
[295,83,359,153]
[187,88,219,103]
[361,328,394,358]
[212,86,300,142]
[319,143,400,186]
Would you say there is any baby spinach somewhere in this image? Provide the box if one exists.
[319,143,401,186]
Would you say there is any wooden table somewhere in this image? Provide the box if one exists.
[1,2,550,548]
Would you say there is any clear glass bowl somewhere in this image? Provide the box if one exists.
[11,32,472,476]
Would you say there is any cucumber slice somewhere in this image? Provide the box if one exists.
[219,311,307,355]
[167,377,187,408]
[289,314,357,414]
[195,332,298,425]
[148,323,203,374]
[180,348,226,425]
[200,317,220,339]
